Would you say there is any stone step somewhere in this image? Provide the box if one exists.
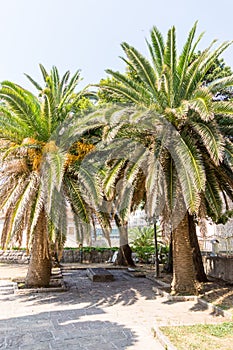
[86,268,114,282]
[0,280,18,294]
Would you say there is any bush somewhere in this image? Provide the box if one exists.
[129,226,169,264]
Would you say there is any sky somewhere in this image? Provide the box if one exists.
[1,0,233,91]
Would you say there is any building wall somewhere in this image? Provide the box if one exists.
[203,256,233,283]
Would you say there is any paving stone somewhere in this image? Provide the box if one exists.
[31,331,54,342]
[49,338,85,349]
[19,344,51,350]
[110,338,135,348]
[5,333,34,348]
[0,337,5,349]
[5,264,228,350]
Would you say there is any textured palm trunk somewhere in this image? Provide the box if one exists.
[188,213,208,282]
[25,209,51,287]
[164,216,207,282]
[114,214,135,266]
[171,211,198,295]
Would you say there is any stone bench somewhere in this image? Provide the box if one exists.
[86,268,114,282]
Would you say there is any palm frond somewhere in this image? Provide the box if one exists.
[212,100,233,115]
[199,41,233,78]
[224,141,233,170]
[173,131,206,191]
[103,159,126,199]
[148,26,165,74]
[121,42,158,97]
[163,155,178,213]
[76,159,103,206]
[1,207,14,248]
[182,41,217,98]
[208,75,233,93]
[188,87,214,121]
[191,121,224,164]
[0,81,41,137]
[39,64,49,83]
[105,68,152,104]
[0,176,28,212]
[94,210,112,246]
[145,151,165,218]
[9,173,39,240]
[29,185,45,240]
[63,175,90,224]
[204,170,223,221]
[164,25,177,80]
[24,73,43,91]
[49,186,68,237]
[177,22,204,89]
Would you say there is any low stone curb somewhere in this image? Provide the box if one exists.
[151,278,232,349]
[152,285,198,302]
[152,279,232,319]
[198,298,232,320]
[0,280,18,294]
[15,285,67,294]
[152,324,178,350]
[14,266,67,294]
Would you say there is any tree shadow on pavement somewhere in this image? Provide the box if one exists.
[12,268,158,309]
[0,308,137,349]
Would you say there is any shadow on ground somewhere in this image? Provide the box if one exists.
[13,268,158,309]
[0,307,137,350]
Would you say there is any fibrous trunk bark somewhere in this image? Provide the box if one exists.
[163,232,173,273]
[188,213,208,282]
[25,208,51,287]
[154,221,160,277]
[171,211,199,295]
[114,214,135,266]
[164,216,207,282]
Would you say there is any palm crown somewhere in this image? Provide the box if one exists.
[100,22,233,221]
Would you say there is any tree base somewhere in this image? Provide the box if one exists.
[171,278,202,296]
[25,257,52,288]
[114,244,135,266]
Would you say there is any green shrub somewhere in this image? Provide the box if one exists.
[63,246,118,252]
[129,226,169,263]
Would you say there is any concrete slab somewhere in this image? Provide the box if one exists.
[86,267,114,282]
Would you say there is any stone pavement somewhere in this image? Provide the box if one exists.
[0,263,229,349]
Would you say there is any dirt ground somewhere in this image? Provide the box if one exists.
[139,264,233,314]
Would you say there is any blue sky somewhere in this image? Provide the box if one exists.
[1,0,233,91]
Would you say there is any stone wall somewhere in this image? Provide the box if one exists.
[0,250,29,264]
[203,256,233,283]
[61,249,115,263]
[0,249,115,264]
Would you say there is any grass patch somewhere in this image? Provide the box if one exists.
[160,322,233,350]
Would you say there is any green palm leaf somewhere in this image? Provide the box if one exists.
[63,175,90,224]
[148,26,164,74]
[191,121,224,164]
[121,42,158,97]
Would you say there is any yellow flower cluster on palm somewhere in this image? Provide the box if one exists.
[65,141,95,168]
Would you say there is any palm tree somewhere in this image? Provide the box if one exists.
[99,23,233,294]
[90,123,148,266]
[0,65,107,287]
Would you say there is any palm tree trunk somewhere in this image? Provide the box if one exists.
[164,216,207,282]
[188,213,208,282]
[163,232,173,273]
[154,220,160,277]
[171,211,198,295]
[25,208,51,287]
[114,214,135,266]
